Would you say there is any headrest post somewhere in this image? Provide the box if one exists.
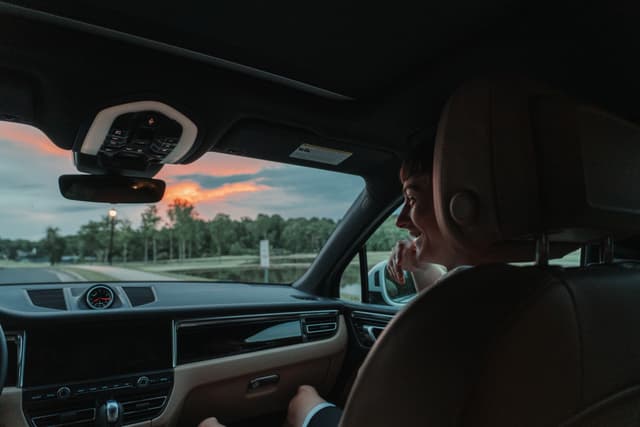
[536,234,549,266]
[600,236,614,264]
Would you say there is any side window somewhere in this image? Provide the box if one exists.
[339,255,362,303]
[511,248,582,267]
[550,249,581,267]
[339,214,417,307]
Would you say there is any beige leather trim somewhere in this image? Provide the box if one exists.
[0,317,346,427]
[152,315,347,426]
[0,388,28,427]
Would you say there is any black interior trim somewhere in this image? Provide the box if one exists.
[0,1,352,101]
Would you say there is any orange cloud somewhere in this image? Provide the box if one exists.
[163,180,270,205]
[158,153,279,181]
[0,122,67,157]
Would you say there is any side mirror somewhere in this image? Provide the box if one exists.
[367,260,417,307]
[59,175,165,203]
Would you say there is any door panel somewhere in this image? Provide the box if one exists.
[328,304,398,407]
[153,316,347,427]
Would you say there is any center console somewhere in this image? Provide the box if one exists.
[21,320,173,427]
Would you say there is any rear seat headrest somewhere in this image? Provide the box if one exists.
[433,78,640,262]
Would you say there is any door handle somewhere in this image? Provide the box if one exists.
[363,325,385,342]
[248,374,279,391]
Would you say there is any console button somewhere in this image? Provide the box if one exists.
[110,128,128,137]
[142,114,159,128]
[56,386,71,400]
[107,135,127,144]
[136,376,150,388]
[45,392,56,399]
[30,394,42,401]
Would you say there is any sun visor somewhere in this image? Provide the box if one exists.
[0,71,36,124]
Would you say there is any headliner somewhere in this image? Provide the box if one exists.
[0,0,638,164]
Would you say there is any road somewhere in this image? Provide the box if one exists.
[0,267,78,284]
[69,265,173,281]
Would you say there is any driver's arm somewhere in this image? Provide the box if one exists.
[409,263,447,292]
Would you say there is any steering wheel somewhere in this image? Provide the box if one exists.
[0,324,7,396]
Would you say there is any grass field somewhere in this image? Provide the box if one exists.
[122,252,393,284]
[0,260,49,268]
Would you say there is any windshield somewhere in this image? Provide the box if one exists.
[0,123,365,285]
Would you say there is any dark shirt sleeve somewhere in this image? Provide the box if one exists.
[307,406,342,427]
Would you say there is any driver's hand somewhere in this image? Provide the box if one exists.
[198,417,226,427]
[387,239,426,285]
[287,385,327,427]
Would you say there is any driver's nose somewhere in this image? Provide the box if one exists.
[396,203,411,229]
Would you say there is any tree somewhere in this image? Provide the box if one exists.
[117,219,135,263]
[367,216,409,251]
[167,199,197,261]
[281,217,336,253]
[209,214,236,256]
[78,219,109,262]
[140,205,161,263]
[42,227,66,265]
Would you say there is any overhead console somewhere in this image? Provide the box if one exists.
[74,100,198,177]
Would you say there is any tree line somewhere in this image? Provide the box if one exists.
[0,199,406,265]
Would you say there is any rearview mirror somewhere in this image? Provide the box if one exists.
[59,175,165,203]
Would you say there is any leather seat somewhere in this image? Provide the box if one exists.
[340,79,640,426]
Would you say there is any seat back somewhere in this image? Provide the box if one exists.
[340,79,640,426]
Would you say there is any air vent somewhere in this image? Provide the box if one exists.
[123,287,155,306]
[122,395,167,424]
[27,289,66,310]
[32,408,95,426]
[303,315,338,340]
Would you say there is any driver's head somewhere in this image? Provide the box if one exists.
[396,144,463,269]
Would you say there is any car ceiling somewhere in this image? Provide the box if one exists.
[0,0,639,171]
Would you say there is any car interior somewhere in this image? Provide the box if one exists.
[1,1,640,427]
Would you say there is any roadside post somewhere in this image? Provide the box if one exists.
[260,240,270,283]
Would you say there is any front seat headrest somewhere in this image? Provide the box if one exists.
[433,78,640,262]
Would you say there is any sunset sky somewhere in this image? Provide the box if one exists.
[0,123,364,240]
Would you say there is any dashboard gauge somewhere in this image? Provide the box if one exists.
[86,285,115,309]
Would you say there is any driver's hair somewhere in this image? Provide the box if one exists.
[399,142,434,182]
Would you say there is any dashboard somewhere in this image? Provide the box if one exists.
[0,282,346,427]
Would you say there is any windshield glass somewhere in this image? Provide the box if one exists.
[0,123,365,285]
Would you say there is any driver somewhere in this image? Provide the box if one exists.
[199,141,465,427]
